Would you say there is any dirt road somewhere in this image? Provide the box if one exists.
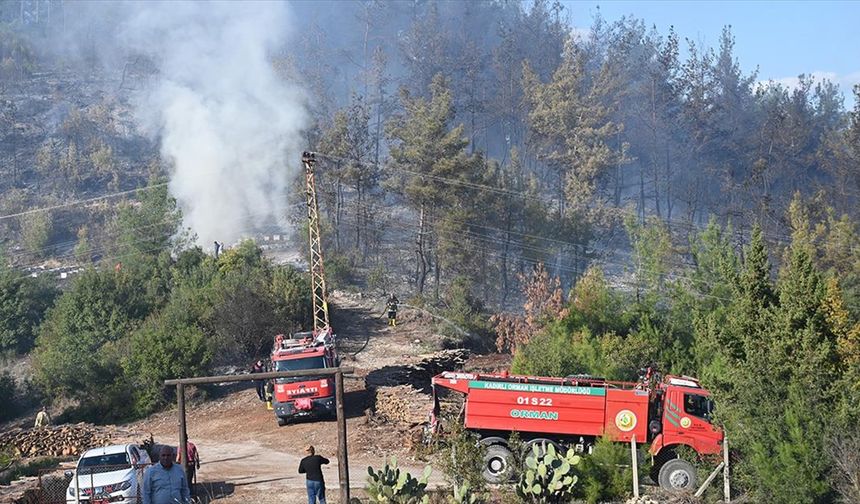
[132,291,458,503]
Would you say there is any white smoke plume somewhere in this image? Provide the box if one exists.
[121,1,308,247]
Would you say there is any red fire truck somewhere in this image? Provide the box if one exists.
[270,330,338,425]
[430,369,722,490]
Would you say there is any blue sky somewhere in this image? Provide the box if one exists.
[563,0,860,107]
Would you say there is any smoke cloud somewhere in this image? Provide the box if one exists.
[121,1,308,247]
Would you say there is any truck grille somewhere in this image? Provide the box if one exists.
[289,391,317,399]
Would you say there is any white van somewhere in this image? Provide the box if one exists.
[66,443,150,503]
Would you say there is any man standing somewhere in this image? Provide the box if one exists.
[143,446,190,504]
[386,294,399,327]
[34,406,51,428]
[176,440,200,496]
[298,445,329,504]
[251,359,266,401]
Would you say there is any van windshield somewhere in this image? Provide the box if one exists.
[78,452,131,474]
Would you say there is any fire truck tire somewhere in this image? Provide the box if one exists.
[277,417,288,427]
[657,458,697,491]
[523,438,561,458]
[482,444,515,484]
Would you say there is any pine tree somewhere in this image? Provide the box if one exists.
[386,74,480,295]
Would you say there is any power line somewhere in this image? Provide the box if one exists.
[0,183,171,222]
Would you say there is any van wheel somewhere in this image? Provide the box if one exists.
[482,444,515,484]
[658,458,697,490]
[277,417,288,427]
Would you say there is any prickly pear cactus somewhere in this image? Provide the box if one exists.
[515,442,581,503]
[448,480,483,504]
[366,456,432,504]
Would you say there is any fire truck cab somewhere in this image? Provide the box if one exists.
[430,370,722,491]
[271,330,338,425]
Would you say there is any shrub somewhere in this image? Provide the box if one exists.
[516,443,580,503]
[575,436,645,504]
[366,456,432,503]
[325,252,355,290]
[435,422,486,498]
[0,372,18,422]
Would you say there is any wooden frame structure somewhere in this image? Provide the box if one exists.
[165,367,354,502]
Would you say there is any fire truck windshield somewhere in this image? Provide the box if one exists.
[274,356,326,372]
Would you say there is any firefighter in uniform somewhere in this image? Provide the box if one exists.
[265,380,274,410]
[386,294,399,327]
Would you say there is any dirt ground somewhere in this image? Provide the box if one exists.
[126,290,494,503]
[0,290,512,503]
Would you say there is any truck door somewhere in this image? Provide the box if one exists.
[662,388,722,455]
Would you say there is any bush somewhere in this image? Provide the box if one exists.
[575,436,645,504]
[435,422,486,498]
[124,313,212,416]
[366,456,432,503]
[366,264,390,294]
[33,268,150,408]
[0,271,58,354]
[516,442,580,503]
[439,277,494,351]
[0,372,19,422]
[325,252,356,290]
[510,326,592,378]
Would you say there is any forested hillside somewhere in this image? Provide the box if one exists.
[1,1,859,502]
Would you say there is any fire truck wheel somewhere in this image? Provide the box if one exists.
[523,438,560,458]
[657,458,697,491]
[277,417,288,427]
[482,444,515,484]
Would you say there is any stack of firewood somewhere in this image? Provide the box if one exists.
[0,423,118,458]
[372,385,433,427]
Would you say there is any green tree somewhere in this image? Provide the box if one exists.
[438,276,493,351]
[319,96,377,255]
[111,181,183,261]
[124,289,213,416]
[74,225,91,263]
[0,265,58,354]
[20,211,53,259]
[35,141,55,178]
[386,73,482,295]
[523,38,628,220]
[59,142,80,190]
[712,221,839,503]
[33,268,153,417]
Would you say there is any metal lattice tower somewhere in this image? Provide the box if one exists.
[302,152,330,334]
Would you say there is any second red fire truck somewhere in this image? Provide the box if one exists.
[430,368,722,490]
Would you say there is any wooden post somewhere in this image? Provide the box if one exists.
[723,435,731,503]
[631,435,639,498]
[335,370,350,503]
[177,383,187,473]
[695,461,725,497]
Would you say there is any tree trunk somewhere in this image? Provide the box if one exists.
[355,177,362,253]
[501,207,512,307]
[665,142,673,222]
[416,205,428,294]
[434,244,440,301]
[335,177,342,251]
[639,167,646,224]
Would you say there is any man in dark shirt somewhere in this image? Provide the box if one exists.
[251,359,266,401]
[298,445,329,504]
